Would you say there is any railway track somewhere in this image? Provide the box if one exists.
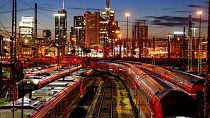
[85,73,138,118]
[85,75,115,118]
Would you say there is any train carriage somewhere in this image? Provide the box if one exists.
[0,68,94,118]
[96,60,197,118]
[133,62,205,99]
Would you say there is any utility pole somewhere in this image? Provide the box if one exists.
[182,27,186,70]
[131,23,135,57]
[126,14,129,57]
[152,36,155,65]
[205,1,210,117]
[138,22,141,59]
[0,35,2,60]
[11,0,16,62]
[197,11,202,75]
[188,15,193,72]
[11,1,17,118]
[0,35,2,88]
[34,3,38,65]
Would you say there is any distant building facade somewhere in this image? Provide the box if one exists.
[19,16,34,46]
[73,16,84,47]
[84,11,100,47]
[100,0,119,56]
[54,9,67,55]
[43,30,51,44]
[132,20,148,57]
[19,16,34,57]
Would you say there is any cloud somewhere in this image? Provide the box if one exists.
[187,5,203,8]
[175,10,191,13]
[144,15,207,27]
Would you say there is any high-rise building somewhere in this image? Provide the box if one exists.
[100,0,119,57]
[55,9,67,55]
[69,27,77,50]
[99,18,108,45]
[73,16,84,47]
[101,0,115,21]
[19,16,34,57]
[84,11,100,47]
[19,16,34,46]
[132,20,148,57]
[101,0,117,42]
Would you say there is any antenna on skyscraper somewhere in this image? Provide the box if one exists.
[61,0,64,9]
[106,0,110,9]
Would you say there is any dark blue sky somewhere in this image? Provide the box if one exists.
[0,0,208,38]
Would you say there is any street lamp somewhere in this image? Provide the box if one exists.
[197,11,202,75]
[118,34,122,58]
[125,12,130,57]
[167,33,172,66]
[111,22,117,58]
[54,13,65,65]
[114,30,120,58]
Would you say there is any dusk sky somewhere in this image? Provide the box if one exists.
[0,0,208,39]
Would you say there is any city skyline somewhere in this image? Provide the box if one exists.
[0,0,208,39]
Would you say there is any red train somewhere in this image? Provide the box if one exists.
[89,60,197,118]
[131,62,205,99]
[20,65,82,90]
[0,68,94,118]
[24,64,61,78]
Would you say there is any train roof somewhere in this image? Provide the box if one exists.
[47,81,69,87]
[59,76,76,82]
[166,68,206,85]
[29,76,46,79]
[150,75,176,91]
[29,86,65,101]
[71,68,92,76]
[20,79,40,85]
[0,97,43,117]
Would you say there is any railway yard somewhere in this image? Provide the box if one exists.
[0,60,207,118]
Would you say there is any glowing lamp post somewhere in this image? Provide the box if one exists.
[118,34,122,58]
[114,30,120,58]
[167,33,172,66]
[197,11,202,75]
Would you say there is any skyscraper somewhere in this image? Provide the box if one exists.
[101,0,119,57]
[101,0,115,21]
[73,16,84,47]
[84,11,100,47]
[19,16,34,46]
[55,9,67,55]
[19,16,34,57]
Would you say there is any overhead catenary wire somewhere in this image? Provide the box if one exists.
[0,19,11,36]
[0,0,10,11]
[0,8,33,14]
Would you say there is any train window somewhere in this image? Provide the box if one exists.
[189,77,197,83]
[45,73,51,76]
